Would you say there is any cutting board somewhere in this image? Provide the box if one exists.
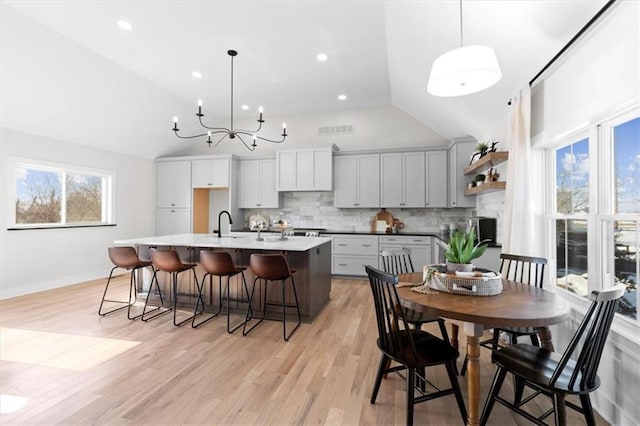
[372,208,394,232]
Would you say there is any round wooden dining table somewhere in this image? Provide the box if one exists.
[397,272,571,426]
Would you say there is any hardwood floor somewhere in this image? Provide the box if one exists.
[1,276,608,425]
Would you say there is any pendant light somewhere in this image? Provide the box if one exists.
[427,0,502,97]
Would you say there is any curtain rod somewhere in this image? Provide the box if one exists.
[529,0,617,87]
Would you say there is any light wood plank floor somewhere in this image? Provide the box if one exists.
[1,276,608,425]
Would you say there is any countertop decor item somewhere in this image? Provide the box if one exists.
[371,208,394,232]
[171,49,287,151]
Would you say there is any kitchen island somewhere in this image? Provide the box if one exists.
[114,233,332,322]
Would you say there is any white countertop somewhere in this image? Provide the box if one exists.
[114,233,332,252]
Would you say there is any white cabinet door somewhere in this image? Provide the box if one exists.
[380,153,403,207]
[379,236,432,269]
[426,150,448,208]
[334,156,359,207]
[276,147,333,191]
[449,139,476,208]
[277,151,297,191]
[259,159,279,208]
[380,152,425,207]
[157,161,191,208]
[192,158,229,187]
[403,152,426,207]
[239,159,279,209]
[335,154,380,208]
[358,154,381,208]
[239,160,260,208]
[156,208,191,235]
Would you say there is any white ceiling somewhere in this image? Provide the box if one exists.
[0,0,607,159]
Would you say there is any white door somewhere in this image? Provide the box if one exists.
[357,154,380,208]
[210,158,229,187]
[403,152,426,207]
[192,160,212,187]
[426,150,448,207]
[259,159,279,208]
[380,153,403,207]
[334,156,359,207]
[239,160,260,208]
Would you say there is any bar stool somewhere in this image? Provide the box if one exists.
[193,250,252,332]
[99,246,153,320]
[143,248,202,326]
[243,253,301,341]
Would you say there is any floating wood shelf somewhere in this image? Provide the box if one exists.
[464,181,506,195]
[464,151,509,175]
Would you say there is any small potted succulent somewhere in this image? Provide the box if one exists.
[443,228,488,273]
[475,173,486,186]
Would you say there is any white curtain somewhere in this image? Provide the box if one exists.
[502,87,535,255]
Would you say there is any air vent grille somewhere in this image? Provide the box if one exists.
[318,124,354,136]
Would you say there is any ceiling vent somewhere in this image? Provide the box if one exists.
[318,125,354,136]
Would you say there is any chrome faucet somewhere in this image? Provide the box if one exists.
[217,210,233,238]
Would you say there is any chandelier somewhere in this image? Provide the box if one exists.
[427,0,502,97]
[172,49,287,151]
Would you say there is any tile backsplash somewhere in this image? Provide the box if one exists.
[242,191,474,232]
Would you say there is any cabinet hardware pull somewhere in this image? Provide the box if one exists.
[362,244,372,247]
[338,263,347,267]
[338,244,347,246]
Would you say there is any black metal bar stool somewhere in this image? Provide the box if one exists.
[99,246,153,320]
[242,253,301,341]
[193,250,252,332]
[143,248,202,326]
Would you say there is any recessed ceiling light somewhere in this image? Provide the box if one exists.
[317,53,328,62]
[338,94,347,101]
[192,71,202,79]
[116,20,133,31]
[241,105,249,110]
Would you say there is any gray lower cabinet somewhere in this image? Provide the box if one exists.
[473,246,502,271]
[330,235,379,276]
[379,235,433,271]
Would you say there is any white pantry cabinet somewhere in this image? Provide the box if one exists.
[239,158,280,209]
[192,157,230,188]
[380,152,426,208]
[334,154,380,208]
[276,146,334,191]
[156,160,191,208]
[425,150,448,208]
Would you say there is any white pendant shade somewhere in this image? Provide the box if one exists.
[427,45,502,97]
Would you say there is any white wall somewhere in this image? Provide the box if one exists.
[168,105,448,157]
[0,127,155,299]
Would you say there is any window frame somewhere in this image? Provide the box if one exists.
[7,156,116,230]
[543,104,639,337]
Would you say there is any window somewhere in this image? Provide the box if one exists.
[547,110,639,324]
[11,159,113,228]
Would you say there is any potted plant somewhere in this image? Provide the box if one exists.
[443,228,488,273]
[475,173,486,186]
[475,142,489,157]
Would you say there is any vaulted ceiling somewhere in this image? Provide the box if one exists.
[0,1,607,159]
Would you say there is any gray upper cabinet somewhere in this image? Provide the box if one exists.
[380,152,426,208]
[192,157,229,188]
[276,146,334,191]
[156,160,191,208]
[425,150,448,208]
[448,138,477,208]
[239,158,279,209]
[334,154,380,208]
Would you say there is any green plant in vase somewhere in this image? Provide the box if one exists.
[443,228,488,273]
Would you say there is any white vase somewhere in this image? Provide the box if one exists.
[446,262,473,273]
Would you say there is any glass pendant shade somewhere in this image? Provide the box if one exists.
[427,45,502,97]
